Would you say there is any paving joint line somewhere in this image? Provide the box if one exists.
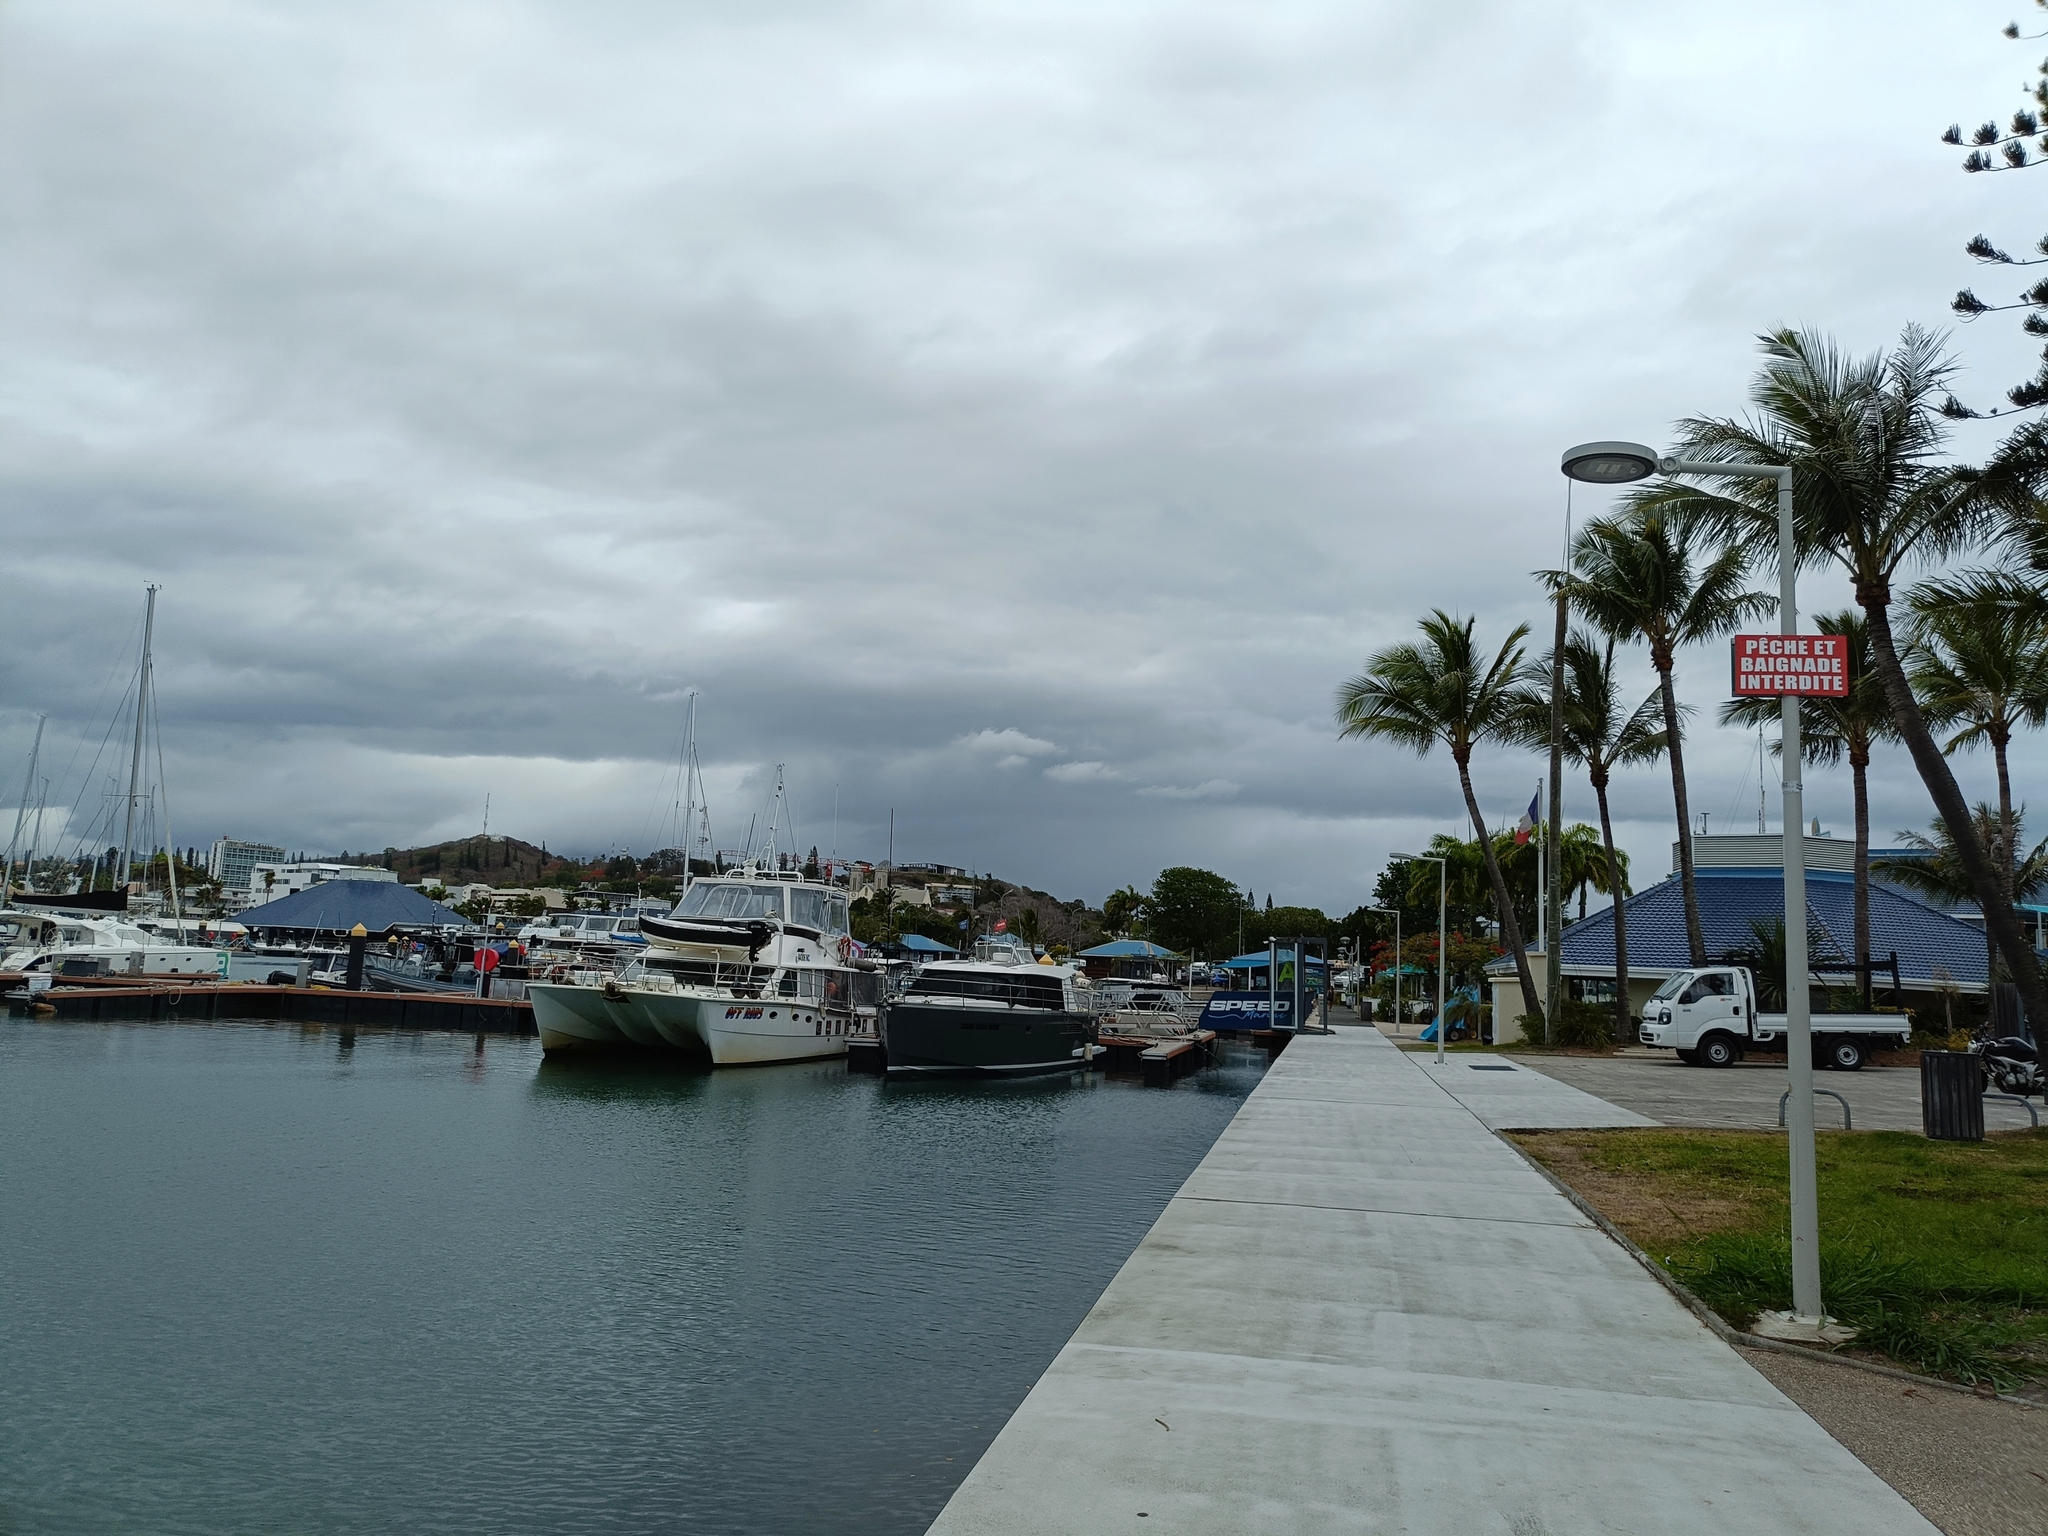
[1173,1193,1589,1228]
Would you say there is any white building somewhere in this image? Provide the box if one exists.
[208,838,286,893]
[246,862,399,902]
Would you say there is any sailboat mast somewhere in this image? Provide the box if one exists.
[679,693,697,893]
[764,764,784,871]
[3,713,45,905]
[151,666,181,926]
[118,585,158,893]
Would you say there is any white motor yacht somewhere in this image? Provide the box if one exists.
[1,909,228,978]
[527,866,872,1063]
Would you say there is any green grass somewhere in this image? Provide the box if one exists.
[1514,1128,2048,1390]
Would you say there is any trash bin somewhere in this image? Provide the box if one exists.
[1920,1051,1984,1142]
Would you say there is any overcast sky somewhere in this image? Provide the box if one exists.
[2,0,2040,912]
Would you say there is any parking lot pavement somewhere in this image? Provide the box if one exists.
[1510,1049,2044,1135]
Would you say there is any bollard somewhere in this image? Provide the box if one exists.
[345,923,368,992]
[1920,1051,1984,1142]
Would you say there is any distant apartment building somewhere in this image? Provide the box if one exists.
[246,861,400,903]
[207,838,287,893]
[925,884,978,908]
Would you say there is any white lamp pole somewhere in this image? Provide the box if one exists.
[1370,905,1401,1032]
[1562,441,1821,1325]
[1393,854,1448,1064]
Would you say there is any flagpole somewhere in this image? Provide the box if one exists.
[1536,777,1545,974]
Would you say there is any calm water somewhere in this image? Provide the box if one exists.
[0,1019,1264,1535]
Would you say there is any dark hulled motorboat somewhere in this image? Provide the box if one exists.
[880,934,1096,1077]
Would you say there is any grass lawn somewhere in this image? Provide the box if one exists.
[1511,1127,2048,1390]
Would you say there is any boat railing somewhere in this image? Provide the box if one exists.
[641,955,778,995]
[904,972,1071,1010]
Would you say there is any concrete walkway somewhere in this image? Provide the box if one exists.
[1409,1051,1657,1131]
[927,1026,1937,1535]
[1512,1052,2046,1135]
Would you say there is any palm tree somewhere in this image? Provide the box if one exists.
[1337,611,1541,1019]
[1103,885,1146,938]
[1557,823,1628,921]
[1721,610,1896,1006]
[1906,571,2048,937]
[1560,517,1771,967]
[1636,326,2048,1026]
[1511,631,1664,1042]
[1875,805,2048,979]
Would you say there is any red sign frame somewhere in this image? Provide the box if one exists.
[1730,633,1849,697]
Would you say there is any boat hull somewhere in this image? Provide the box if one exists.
[880,1000,1094,1077]
[528,979,852,1065]
[528,981,633,1053]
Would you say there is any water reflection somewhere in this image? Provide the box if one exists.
[0,1021,1264,1536]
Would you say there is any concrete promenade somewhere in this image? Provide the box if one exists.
[927,1026,1937,1535]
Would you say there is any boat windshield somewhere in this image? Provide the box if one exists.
[673,883,786,921]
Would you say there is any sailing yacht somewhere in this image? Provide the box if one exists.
[3,586,225,974]
[0,909,226,977]
[527,863,869,1062]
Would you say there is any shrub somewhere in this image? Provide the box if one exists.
[1514,997,1616,1049]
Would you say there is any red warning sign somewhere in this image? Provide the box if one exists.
[1730,633,1849,697]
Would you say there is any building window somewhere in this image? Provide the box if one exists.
[1567,977,1618,1006]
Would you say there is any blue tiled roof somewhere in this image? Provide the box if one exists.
[1488,872,1991,988]
[1079,940,1182,958]
[235,881,466,933]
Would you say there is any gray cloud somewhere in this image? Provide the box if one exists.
[0,0,2033,910]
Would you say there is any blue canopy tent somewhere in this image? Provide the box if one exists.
[1218,947,1327,991]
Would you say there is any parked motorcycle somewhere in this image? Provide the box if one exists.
[1970,1033,2045,1099]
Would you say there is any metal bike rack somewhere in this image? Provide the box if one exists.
[1984,1092,2041,1128]
[1779,1088,1852,1130]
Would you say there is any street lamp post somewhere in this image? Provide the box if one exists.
[1562,441,1824,1327]
[1369,905,1401,1033]
[1392,854,1448,1064]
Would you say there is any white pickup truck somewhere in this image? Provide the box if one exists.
[1637,965,1910,1071]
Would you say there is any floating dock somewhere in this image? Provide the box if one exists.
[1093,1029,1219,1085]
[925,1025,1937,1535]
[8,977,535,1035]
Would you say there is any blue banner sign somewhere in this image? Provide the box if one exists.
[1198,992,1297,1032]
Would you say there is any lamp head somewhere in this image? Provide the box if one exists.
[1561,440,1661,485]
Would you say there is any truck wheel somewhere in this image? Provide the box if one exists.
[1698,1033,1741,1068]
[1823,1037,1866,1072]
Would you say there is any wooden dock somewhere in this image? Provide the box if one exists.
[8,977,535,1035]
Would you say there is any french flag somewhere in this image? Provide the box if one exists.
[1514,788,1540,846]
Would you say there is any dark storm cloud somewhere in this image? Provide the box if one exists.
[0,0,2031,906]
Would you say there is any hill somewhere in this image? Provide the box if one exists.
[332,836,578,890]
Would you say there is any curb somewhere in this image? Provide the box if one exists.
[1499,1132,2040,1412]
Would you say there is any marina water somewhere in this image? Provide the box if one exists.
[0,1019,1266,1534]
